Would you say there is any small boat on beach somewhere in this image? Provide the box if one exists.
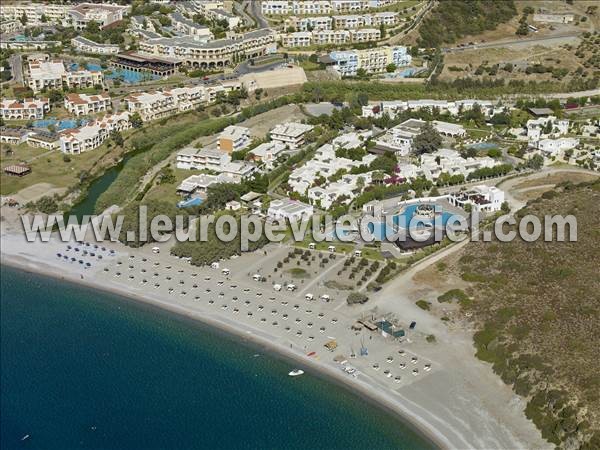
[288,369,304,377]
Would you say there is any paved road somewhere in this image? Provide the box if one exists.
[9,54,22,84]
[385,0,434,45]
[443,32,581,53]
[232,0,254,28]
[244,0,269,29]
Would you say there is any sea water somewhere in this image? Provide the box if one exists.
[0,266,436,450]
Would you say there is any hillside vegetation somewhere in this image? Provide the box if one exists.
[418,0,517,48]
[456,179,600,449]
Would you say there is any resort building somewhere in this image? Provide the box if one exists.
[26,130,60,150]
[328,46,411,77]
[124,91,177,122]
[536,138,580,157]
[349,28,381,43]
[175,146,257,182]
[138,28,277,69]
[71,36,120,55]
[67,3,130,30]
[281,32,313,48]
[261,0,397,15]
[448,185,505,213]
[170,12,213,42]
[267,198,314,222]
[288,142,376,195]
[249,141,287,168]
[176,173,236,196]
[0,2,69,26]
[177,147,230,171]
[286,16,333,31]
[64,69,105,90]
[124,84,221,122]
[27,60,66,92]
[363,99,504,119]
[59,112,131,154]
[205,8,241,30]
[332,12,398,28]
[217,126,251,153]
[0,19,22,34]
[112,52,181,77]
[1,98,49,120]
[0,127,29,145]
[269,122,314,149]
[527,116,569,141]
[26,60,104,92]
[64,93,112,116]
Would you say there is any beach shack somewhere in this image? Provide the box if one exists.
[377,320,405,339]
[308,242,316,250]
[328,245,336,253]
[354,249,362,257]
[211,262,220,269]
[273,283,282,291]
[4,164,31,177]
[221,268,230,276]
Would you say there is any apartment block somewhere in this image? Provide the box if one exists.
[59,112,131,154]
[64,93,112,116]
[332,11,397,28]
[64,70,105,90]
[329,46,411,76]
[286,15,333,31]
[170,11,213,42]
[68,2,130,30]
[124,85,213,122]
[27,60,65,92]
[0,2,69,26]
[270,122,314,149]
[218,125,251,153]
[1,98,49,120]
[138,28,277,68]
[71,36,120,55]
[176,146,257,182]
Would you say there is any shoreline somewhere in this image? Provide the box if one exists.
[0,256,447,450]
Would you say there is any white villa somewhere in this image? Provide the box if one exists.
[249,141,287,168]
[448,185,505,213]
[175,146,257,182]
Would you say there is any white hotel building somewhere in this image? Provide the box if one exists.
[332,11,398,28]
[124,84,211,122]
[1,98,49,120]
[138,29,277,69]
[71,37,120,55]
[59,112,131,154]
[64,93,112,116]
[261,0,398,15]
[27,60,104,93]
[176,147,257,182]
[270,122,314,149]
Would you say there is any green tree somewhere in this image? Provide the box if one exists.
[130,112,143,128]
[20,12,27,25]
[386,63,397,73]
[413,122,442,155]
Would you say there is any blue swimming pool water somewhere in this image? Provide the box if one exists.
[33,119,88,131]
[369,204,455,241]
[467,142,497,150]
[69,63,159,84]
[177,197,204,208]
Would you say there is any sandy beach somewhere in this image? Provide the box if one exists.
[0,210,550,450]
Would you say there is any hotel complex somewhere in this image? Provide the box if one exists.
[138,29,277,68]
[64,93,112,117]
[1,98,49,120]
[59,112,131,154]
[328,46,412,76]
[27,60,104,93]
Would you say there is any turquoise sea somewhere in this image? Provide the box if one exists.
[0,266,437,450]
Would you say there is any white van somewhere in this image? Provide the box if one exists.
[152,247,160,254]
[305,293,314,301]
[287,284,297,292]
[320,294,331,302]
[222,268,230,276]
[253,274,262,281]
[211,262,220,269]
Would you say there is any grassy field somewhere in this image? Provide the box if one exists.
[453,179,600,448]
[141,167,195,206]
[0,140,126,196]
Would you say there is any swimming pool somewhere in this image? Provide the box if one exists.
[369,204,455,241]
[177,197,204,208]
[69,63,160,84]
[467,142,498,150]
[33,119,88,131]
